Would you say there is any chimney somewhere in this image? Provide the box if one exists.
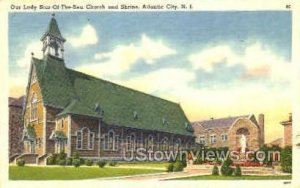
[289,113,292,122]
[258,114,265,146]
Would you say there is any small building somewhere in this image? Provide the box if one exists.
[19,15,194,164]
[9,96,25,161]
[266,138,283,148]
[280,113,292,147]
[192,114,265,151]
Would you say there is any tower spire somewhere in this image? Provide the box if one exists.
[41,14,66,60]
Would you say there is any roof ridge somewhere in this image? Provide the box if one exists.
[193,114,250,123]
[67,68,180,106]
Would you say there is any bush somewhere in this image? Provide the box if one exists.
[58,150,66,160]
[212,165,219,175]
[221,157,234,176]
[73,159,81,167]
[108,160,117,166]
[52,154,59,164]
[166,163,174,172]
[281,146,292,173]
[16,159,25,167]
[80,158,85,165]
[193,154,203,165]
[97,160,106,168]
[46,156,55,165]
[58,159,66,166]
[73,151,80,159]
[173,162,184,172]
[234,165,242,176]
[85,159,94,166]
[66,158,73,166]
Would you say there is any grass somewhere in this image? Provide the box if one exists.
[9,166,164,180]
[172,175,292,180]
[118,161,169,168]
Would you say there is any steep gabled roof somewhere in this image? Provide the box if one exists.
[41,16,65,41]
[32,56,193,136]
[192,115,253,129]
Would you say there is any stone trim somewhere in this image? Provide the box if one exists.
[43,106,47,155]
[67,115,71,157]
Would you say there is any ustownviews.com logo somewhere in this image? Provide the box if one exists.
[121,147,281,163]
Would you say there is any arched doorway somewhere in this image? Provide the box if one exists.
[236,128,249,152]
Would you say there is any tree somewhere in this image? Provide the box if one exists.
[234,165,242,176]
[212,165,219,175]
[281,146,292,173]
[221,157,234,176]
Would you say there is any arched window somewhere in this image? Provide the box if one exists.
[76,127,94,150]
[174,138,181,151]
[126,133,136,151]
[76,131,82,149]
[88,132,95,150]
[30,93,37,121]
[104,130,119,151]
[161,137,169,150]
[108,130,114,150]
[146,135,154,150]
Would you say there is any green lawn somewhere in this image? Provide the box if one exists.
[172,175,292,180]
[9,166,164,180]
[118,161,169,168]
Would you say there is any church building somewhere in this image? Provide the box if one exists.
[19,15,195,164]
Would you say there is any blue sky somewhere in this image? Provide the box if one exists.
[9,11,292,141]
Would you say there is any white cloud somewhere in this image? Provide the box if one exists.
[139,34,176,64]
[77,34,175,78]
[69,24,98,47]
[189,42,291,81]
[116,68,195,94]
[189,45,239,72]
[16,41,43,69]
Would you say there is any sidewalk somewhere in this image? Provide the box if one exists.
[97,170,210,180]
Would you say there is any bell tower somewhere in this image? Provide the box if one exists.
[41,14,66,60]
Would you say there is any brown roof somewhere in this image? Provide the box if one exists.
[267,138,283,147]
[9,96,25,108]
[192,115,252,129]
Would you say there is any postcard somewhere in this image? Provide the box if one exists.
[1,0,300,188]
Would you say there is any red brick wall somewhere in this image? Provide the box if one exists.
[69,118,194,159]
[9,105,24,157]
[70,116,100,157]
[284,125,292,147]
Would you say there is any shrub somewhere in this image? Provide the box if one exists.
[58,159,66,166]
[108,160,117,166]
[73,159,81,167]
[80,158,85,165]
[281,146,292,173]
[212,165,219,175]
[193,155,203,165]
[72,151,80,159]
[97,160,106,168]
[52,154,59,164]
[46,156,55,165]
[173,162,184,172]
[85,159,94,166]
[221,157,234,176]
[234,165,242,176]
[66,158,73,166]
[16,159,25,167]
[166,163,174,172]
[58,150,66,160]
